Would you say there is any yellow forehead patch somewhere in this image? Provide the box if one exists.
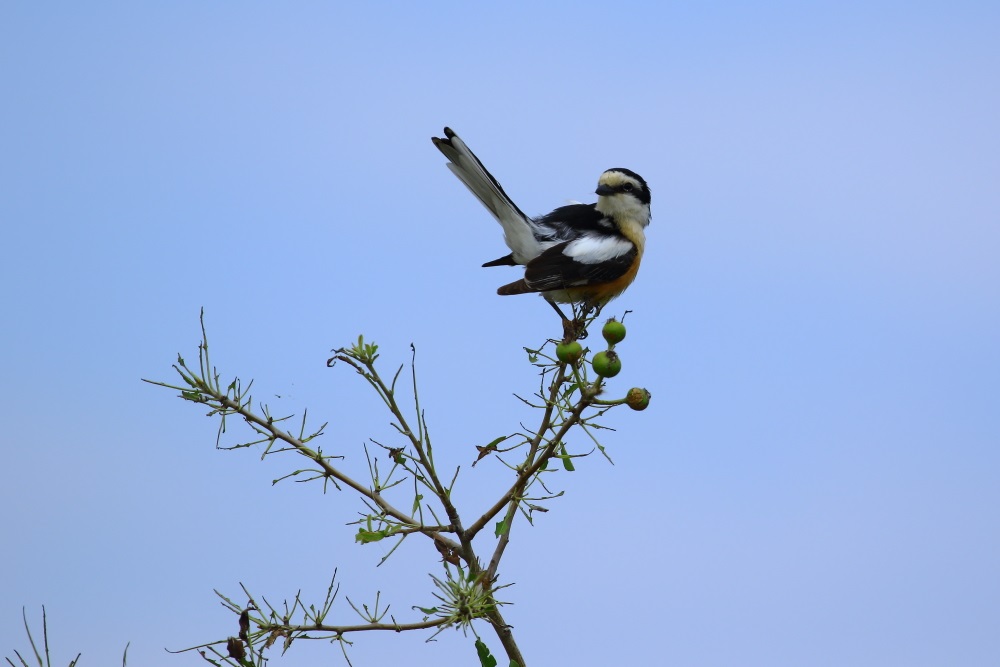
[598,170,642,191]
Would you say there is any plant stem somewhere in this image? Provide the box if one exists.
[487,607,526,667]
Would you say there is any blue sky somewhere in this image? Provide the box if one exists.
[2,2,998,666]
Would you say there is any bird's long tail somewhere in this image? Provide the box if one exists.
[432,127,541,265]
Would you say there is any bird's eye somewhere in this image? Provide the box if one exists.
[621,183,634,193]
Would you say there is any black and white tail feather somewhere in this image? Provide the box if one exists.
[431,128,545,266]
[432,127,651,322]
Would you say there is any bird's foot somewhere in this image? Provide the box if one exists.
[562,316,588,341]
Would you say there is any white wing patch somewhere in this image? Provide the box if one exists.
[562,234,633,265]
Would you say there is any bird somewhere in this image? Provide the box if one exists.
[431,127,651,330]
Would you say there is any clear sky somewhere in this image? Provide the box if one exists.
[2,2,998,666]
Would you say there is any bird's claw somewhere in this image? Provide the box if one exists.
[562,317,589,341]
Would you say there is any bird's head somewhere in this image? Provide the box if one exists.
[595,168,651,227]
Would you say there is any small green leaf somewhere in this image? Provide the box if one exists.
[560,444,575,472]
[494,518,508,537]
[562,381,584,398]
[355,528,386,544]
[475,638,498,667]
[485,435,510,449]
[474,434,512,466]
[412,493,423,514]
[415,606,438,614]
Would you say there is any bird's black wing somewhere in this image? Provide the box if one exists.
[523,239,638,292]
[534,203,614,242]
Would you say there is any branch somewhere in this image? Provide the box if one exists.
[465,363,599,544]
[148,308,648,667]
[218,392,462,552]
[483,607,525,667]
[331,348,481,571]
[144,334,462,555]
[169,618,449,658]
[273,619,444,634]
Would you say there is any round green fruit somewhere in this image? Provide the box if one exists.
[626,387,651,411]
[555,340,583,364]
[591,350,622,378]
[602,318,627,346]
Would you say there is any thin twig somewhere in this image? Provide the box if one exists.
[338,352,480,572]
[210,390,462,553]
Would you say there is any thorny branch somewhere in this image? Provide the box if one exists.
[146,307,646,667]
[330,346,476,569]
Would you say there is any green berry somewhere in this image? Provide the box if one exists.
[626,387,651,411]
[555,340,583,364]
[602,318,627,346]
[591,350,622,378]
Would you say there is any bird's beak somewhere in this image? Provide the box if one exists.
[595,184,614,196]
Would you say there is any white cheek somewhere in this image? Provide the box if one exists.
[563,234,633,264]
[597,195,651,226]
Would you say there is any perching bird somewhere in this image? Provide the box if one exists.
[431,127,651,324]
